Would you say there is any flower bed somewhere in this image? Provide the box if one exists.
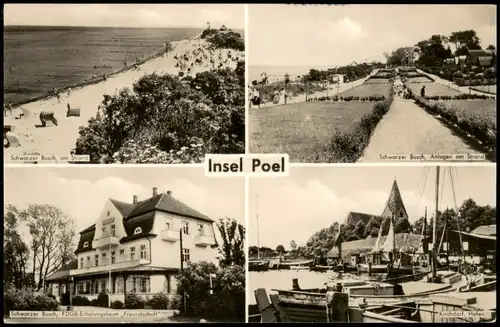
[307,95,386,102]
[407,87,496,152]
[329,88,395,162]
[406,82,460,97]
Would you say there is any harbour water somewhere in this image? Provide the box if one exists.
[248,270,382,305]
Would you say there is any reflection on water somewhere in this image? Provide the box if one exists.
[248,270,384,305]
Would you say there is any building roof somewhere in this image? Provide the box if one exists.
[382,180,408,218]
[127,193,213,222]
[45,259,78,281]
[75,228,96,254]
[346,212,379,226]
[471,225,496,236]
[110,199,135,217]
[327,233,426,258]
[121,211,157,243]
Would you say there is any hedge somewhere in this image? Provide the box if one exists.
[329,88,395,162]
[424,94,491,101]
[307,95,386,102]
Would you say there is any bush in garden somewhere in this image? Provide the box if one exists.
[125,294,145,309]
[72,295,91,306]
[90,299,99,307]
[111,300,124,309]
[147,293,170,310]
[174,261,245,322]
[4,287,58,315]
[97,291,109,307]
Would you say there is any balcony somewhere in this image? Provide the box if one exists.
[93,235,120,249]
[195,235,215,246]
[71,258,150,276]
[161,229,179,242]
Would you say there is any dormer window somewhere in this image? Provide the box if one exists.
[107,211,110,216]
[134,227,142,235]
[83,241,89,248]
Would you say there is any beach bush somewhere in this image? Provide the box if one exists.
[329,88,395,162]
[174,261,245,322]
[201,27,244,51]
[76,62,245,164]
[4,287,58,315]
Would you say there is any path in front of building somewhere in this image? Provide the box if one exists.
[358,98,487,162]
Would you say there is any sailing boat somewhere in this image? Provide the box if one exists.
[249,195,269,272]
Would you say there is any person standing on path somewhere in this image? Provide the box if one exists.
[420,85,426,97]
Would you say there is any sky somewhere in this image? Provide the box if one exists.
[3,4,244,29]
[4,167,245,245]
[249,4,497,67]
[249,165,496,249]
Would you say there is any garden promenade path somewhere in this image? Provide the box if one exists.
[358,98,487,162]
[417,69,496,98]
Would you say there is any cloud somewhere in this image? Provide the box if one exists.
[249,166,495,249]
[5,168,244,245]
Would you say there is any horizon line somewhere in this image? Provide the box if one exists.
[4,24,245,30]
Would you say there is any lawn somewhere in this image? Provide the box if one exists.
[338,83,392,98]
[249,101,375,162]
[434,99,497,129]
[407,82,460,97]
[470,85,497,95]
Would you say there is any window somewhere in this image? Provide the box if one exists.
[80,258,84,269]
[83,241,89,248]
[165,222,171,230]
[116,277,124,294]
[120,249,124,255]
[87,256,90,263]
[183,221,189,235]
[95,254,99,266]
[92,280,99,295]
[102,227,106,233]
[111,224,116,237]
[139,276,150,293]
[107,211,110,216]
[182,248,191,263]
[130,247,136,260]
[197,224,204,236]
[77,281,84,294]
[100,280,107,294]
[111,251,116,264]
[127,275,150,294]
[140,244,147,260]
[134,227,142,235]
[463,241,469,251]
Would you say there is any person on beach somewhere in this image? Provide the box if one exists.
[103,74,107,81]
[420,85,426,97]
[273,89,280,104]
[67,87,72,96]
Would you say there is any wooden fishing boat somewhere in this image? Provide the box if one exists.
[309,265,339,272]
[249,260,269,272]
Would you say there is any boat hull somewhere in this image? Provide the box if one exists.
[249,260,269,272]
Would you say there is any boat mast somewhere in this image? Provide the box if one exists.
[256,194,260,261]
[432,166,440,281]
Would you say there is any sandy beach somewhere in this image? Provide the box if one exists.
[4,36,244,164]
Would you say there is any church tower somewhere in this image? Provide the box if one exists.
[381,179,408,219]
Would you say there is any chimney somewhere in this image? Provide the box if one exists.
[153,187,158,197]
[133,195,138,205]
[167,190,172,195]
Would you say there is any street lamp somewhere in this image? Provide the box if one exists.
[68,277,74,311]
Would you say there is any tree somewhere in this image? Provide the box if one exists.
[276,244,285,254]
[216,217,245,268]
[486,45,496,50]
[364,216,382,238]
[4,205,31,289]
[353,220,366,239]
[449,30,482,56]
[394,217,412,234]
[14,204,76,291]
